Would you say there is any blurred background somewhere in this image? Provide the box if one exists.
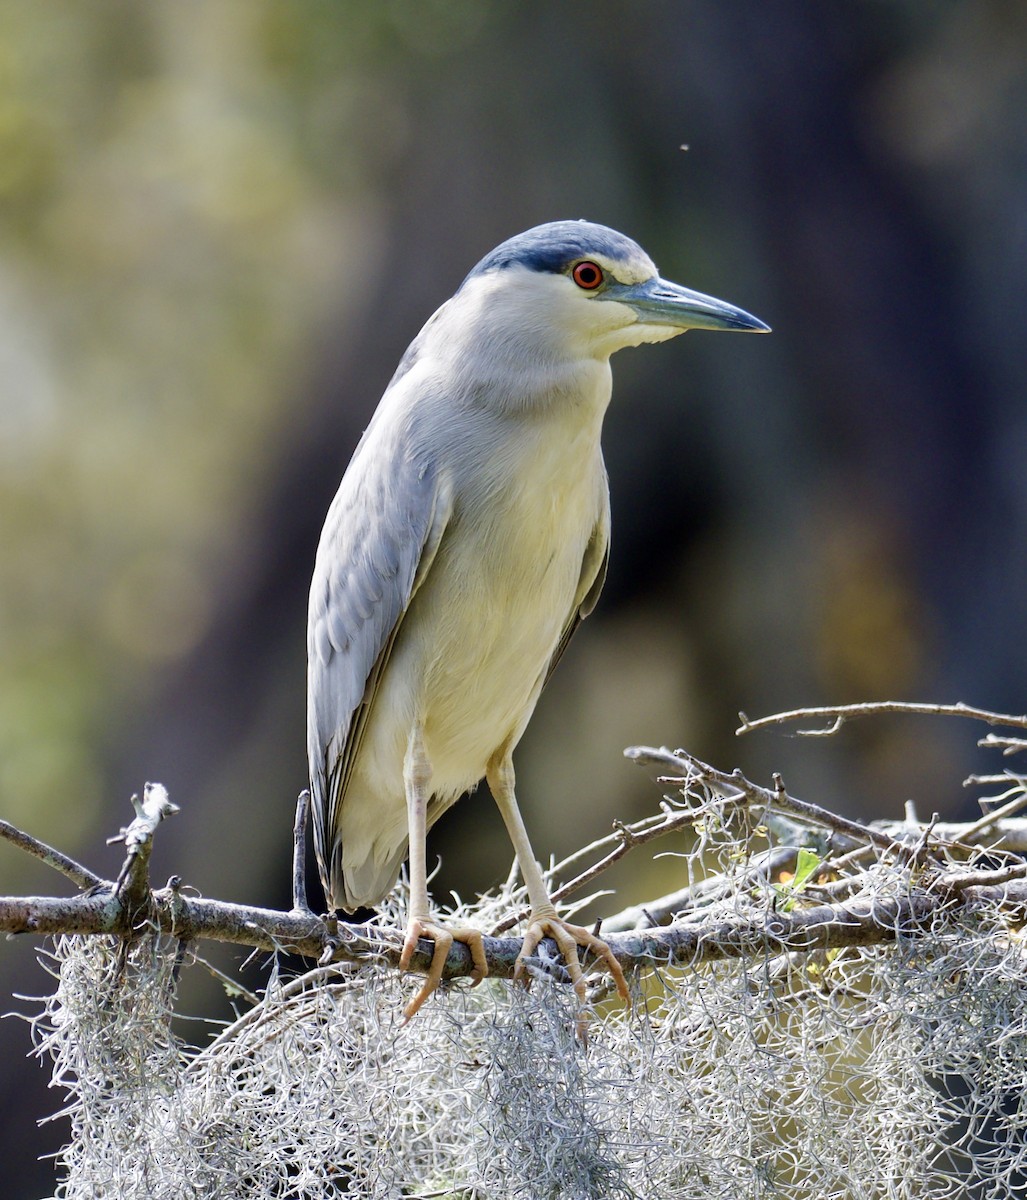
[1,0,1025,1192]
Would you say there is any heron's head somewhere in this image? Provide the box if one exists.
[455,220,769,362]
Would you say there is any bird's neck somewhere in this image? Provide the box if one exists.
[427,305,615,420]
[464,355,613,421]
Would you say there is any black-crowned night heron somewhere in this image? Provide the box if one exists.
[308,220,768,1018]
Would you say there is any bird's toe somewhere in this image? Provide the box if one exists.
[399,918,488,1020]
[516,913,629,1009]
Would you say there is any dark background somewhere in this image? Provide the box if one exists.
[2,2,1025,1193]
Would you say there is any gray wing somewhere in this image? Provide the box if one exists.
[541,477,610,691]
[306,421,450,906]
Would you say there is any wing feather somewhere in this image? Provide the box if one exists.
[306,417,450,907]
[541,476,611,692]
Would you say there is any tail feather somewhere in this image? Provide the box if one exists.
[332,838,408,912]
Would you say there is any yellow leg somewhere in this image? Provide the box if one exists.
[487,754,629,1012]
[399,724,487,1020]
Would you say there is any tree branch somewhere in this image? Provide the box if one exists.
[3,754,1027,992]
[736,700,1027,737]
[3,872,1023,984]
[0,819,101,890]
[625,745,906,857]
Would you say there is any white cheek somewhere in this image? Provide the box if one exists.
[594,313,688,355]
[582,298,640,340]
[631,322,688,346]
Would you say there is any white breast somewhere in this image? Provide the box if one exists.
[373,415,602,769]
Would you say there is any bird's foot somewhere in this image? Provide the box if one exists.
[315,913,345,967]
[399,917,488,1020]
[516,908,629,1012]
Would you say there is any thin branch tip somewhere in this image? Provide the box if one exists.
[113,782,178,906]
[292,788,312,914]
[0,818,102,890]
[740,700,1027,737]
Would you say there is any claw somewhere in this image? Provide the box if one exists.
[516,912,629,1037]
[399,918,488,1020]
[316,913,344,967]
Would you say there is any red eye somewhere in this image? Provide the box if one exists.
[571,260,604,290]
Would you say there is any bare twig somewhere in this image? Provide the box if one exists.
[291,790,311,914]
[188,948,262,1006]
[110,783,180,908]
[872,814,1027,854]
[0,819,102,890]
[601,845,798,932]
[632,746,1027,867]
[489,805,704,937]
[737,700,1027,738]
[484,801,710,940]
[821,842,877,875]
[939,861,1027,892]
[978,733,1027,756]
[958,783,1027,840]
[626,746,905,858]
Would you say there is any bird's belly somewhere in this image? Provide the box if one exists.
[422,570,570,777]
[356,488,598,803]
